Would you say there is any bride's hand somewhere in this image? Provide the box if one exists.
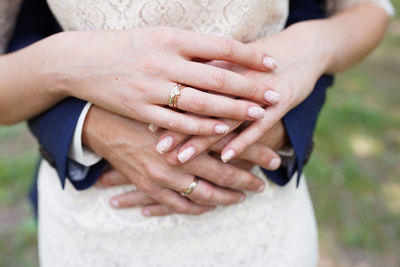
[45,27,280,135]
[97,121,288,216]
[154,22,329,162]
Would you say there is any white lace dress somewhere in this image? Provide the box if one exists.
[0,0,392,266]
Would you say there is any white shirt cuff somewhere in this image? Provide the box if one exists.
[68,102,102,167]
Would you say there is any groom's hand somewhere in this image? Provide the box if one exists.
[82,105,266,216]
[97,120,288,216]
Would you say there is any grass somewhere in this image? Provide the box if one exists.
[0,124,38,267]
[307,17,400,266]
[0,17,399,267]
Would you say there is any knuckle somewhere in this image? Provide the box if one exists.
[192,123,203,136]
[173,203,190,214]
[189,95,207,113]
[250,82,264,100]
[151,173,167,183]
[139,58,163,75]
[149,169,169,183]
[158,30,177,47]
[217,38,235,58]
[259,148,272,164]
[210,70,227,90]
[218,169,236,186]
[240,137,251,150]
[230,103,244,119]
[167,119,180,131]
[247,86,259,100]
[139,182,157,195]
[200,189,215,203]
[197,136,213,149]
[250,49,263,67]
[245,174,260,189]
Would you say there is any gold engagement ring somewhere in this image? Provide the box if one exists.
[168,83,185,108]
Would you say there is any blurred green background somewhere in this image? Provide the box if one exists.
[1,9,399,267]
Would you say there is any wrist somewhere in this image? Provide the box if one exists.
[39,31,79,99]
[81,105,107,157]
[81,105,97,149]
[284,20,335,77]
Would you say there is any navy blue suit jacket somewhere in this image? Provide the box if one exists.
[8,0,333,213]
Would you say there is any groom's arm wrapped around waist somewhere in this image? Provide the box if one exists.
[27,98,106,190]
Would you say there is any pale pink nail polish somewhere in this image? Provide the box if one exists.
[221,149,235,163]
[178,146,196,163]
[156,136,174,154]
[268,158,281,169]
[214,125,230,134]
[110,199,120,208]
[264,91,281,104]
[263,56,279,70]
[257,184,265,193]
[247,106,265,119]
[239,196,246,203]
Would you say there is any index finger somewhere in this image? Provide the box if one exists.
[221,105,286,162]
[177,32,278,71]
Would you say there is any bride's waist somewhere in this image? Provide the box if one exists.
[37,160,305,226]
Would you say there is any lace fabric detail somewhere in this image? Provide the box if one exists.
[46,0,289,43]
[38,160,318,267]
[0,0,22,54]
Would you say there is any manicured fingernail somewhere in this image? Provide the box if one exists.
[221,149,235,163]
[178,146,196,163]
[156,136,174,154]
[148,124,159,133]
[268,158,281,169]
[142,209,151,217]
[257,184,265,193]
[239,196,245,203]
[263,56,279,70]
[214,124,230,134]
[264,91,281,104]
[247,106,265,119]
[110,199,120,208]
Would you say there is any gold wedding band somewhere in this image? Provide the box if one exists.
[168,83,185,108]
[181,177,199,197]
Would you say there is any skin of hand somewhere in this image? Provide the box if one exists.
[154,28,323,165]
[155,4,389,164]
[0,27,281,129]
[96,119,288,216]
[82,105,272,217]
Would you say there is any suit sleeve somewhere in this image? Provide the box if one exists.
[7,0,105,190]
[27,98,106,190]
